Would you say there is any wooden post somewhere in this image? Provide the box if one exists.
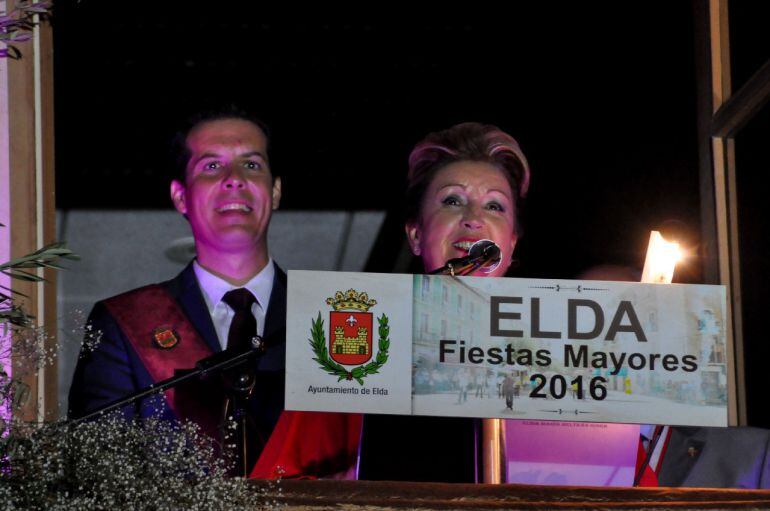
[708,0,744,426]
[1,1,57,423]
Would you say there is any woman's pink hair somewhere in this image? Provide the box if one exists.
[404,122,530,228]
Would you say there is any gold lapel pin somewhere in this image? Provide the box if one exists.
[153,326,180,349]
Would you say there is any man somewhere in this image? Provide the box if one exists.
[69,109,360,477]
[502,372,516,411]
[651,425,770,488]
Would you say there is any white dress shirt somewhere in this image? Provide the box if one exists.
[193,259,275,351]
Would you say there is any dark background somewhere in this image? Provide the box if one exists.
[52,2,770,427]
[730,1,770,430]
[52,2,702,278]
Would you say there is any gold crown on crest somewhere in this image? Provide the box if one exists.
[326,289,377,312]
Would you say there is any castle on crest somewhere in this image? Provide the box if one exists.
[333,326,369,355]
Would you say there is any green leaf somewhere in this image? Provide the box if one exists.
[1,270,43,282]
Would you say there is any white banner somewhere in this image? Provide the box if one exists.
[285,271,728,427]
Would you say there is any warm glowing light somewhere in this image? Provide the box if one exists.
[641,231,681,284]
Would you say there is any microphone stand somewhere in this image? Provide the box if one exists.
[71,341,264,477]
[428,239,502,482]
[220,348,261,477]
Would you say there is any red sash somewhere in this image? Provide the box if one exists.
[250,410,363,479]
[105,284,363,479]
[103,284,215,421]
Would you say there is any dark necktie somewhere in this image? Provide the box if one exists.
[221,288,261,474]
[222,288,258,352]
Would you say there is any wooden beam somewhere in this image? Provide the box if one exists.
[711,137,744,426]
[39,14,58,421]
[5,4,57,423]
[255,479,770,509]
[693,0,719,285]
[708,0,746,426]
[710,0,731,108]
[8,11,40,424]
[712,57,770,138]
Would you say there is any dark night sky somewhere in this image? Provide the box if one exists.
[52,2,770,426]
[729,1,770,429]
[53,2,701,278]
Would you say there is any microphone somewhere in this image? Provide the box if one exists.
[429,239,502,276]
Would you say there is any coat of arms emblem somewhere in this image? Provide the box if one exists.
[310,289,390,384]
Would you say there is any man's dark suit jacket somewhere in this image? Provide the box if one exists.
[68,262,287,446]
[659,426,770,488]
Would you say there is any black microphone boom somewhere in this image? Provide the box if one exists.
[429,239,501,276]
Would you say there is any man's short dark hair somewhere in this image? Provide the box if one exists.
[169,105,274,183]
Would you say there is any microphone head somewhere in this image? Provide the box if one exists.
[469,239,501,273]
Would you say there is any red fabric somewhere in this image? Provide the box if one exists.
[250,411,363,479]
[635,436,658,487]
[656,427,672,473]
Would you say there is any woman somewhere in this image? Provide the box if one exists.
[403,122,530,277]
[359,122,530,482]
